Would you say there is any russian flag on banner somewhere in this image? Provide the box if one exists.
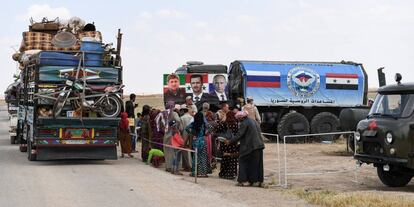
[325,73,359,90]
[246,71,281,88]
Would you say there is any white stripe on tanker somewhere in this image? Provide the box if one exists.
[326,77,358,85]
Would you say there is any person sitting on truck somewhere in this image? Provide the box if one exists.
[242,97,261,124]
[118,112,133,158]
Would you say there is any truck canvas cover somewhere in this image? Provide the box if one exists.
[229,61,367,107]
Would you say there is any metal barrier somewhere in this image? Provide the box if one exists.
[139,136,199,183]
[261,133,282,187]
[281,131,357,188]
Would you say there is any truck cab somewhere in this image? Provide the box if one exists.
[355,74,414,187]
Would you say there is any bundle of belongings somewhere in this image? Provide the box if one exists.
[13,17,105,68]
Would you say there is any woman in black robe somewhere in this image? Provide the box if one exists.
[224,111,265,187]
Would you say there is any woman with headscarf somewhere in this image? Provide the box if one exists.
[140,105,152,162]
[223,111,264,187]
[186,112,211,177]
[219,110,240,179]
[157,101,182,173]
[118,112,133,158]
[149,109,163,150]
[204,110,216,168]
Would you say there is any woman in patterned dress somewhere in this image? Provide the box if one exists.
[140,105,152,162]
[218,111,239,179]
[186,112,211,177]
[149,109,164,150]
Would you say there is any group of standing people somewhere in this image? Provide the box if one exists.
[118,93,265,187]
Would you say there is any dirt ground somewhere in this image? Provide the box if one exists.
[128,94,414,205]
[138,139,414,206]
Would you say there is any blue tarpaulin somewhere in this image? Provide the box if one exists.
[230,61,367,107]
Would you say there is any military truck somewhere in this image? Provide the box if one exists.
[14,18,123,161]
[166,60,370,141]
[354,74,414,187]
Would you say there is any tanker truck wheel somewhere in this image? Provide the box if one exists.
[277,112,310,143]
[377,166,412,187]
[310,112,340,142]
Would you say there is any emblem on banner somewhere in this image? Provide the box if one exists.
[287,67,320,98]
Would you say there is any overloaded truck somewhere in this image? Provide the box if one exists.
[4,81,20,144]
[13,18,123,161]
[354,74,414,187]
[167,61,369,140]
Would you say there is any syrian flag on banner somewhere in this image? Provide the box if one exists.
[325,73,358,90]
[185,74,209,93]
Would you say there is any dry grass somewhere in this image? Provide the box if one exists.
[123,94,164,114]
[288,188,414,207]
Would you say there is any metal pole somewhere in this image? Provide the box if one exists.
[194,147,198,183]
[277,134,281,186]
[283,136,287,188]
[353,132,358,184]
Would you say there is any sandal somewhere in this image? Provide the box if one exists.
[236,182,249,187]
[250,182,264,187]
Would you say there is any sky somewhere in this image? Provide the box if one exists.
[1,0,414,95]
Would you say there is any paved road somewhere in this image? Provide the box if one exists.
[0,105,245,207]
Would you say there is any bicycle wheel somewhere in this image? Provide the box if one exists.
[53,91,70,117]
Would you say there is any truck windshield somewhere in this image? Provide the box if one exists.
[369,94,414,118]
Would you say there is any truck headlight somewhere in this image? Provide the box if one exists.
[386,132,393,144]
[355,132,361,141]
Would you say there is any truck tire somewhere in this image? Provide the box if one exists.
[310,112,340,141]
[277,112,310,143]
[377,166,412,187]
[27,139,36,161]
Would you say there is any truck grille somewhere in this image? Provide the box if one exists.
[363,142,383,156]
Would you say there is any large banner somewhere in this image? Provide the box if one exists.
[163,73,228,107]
[241,62,366,107]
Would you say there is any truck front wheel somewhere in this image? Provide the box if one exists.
[277,112,310,142]
[377,166,412,187]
